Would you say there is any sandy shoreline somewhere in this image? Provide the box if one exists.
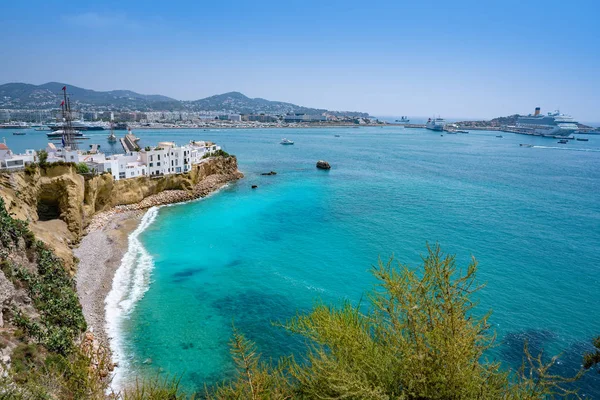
[74,172,242,349]
[74,211,142,347]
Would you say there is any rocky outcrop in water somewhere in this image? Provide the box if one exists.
[316,160,331,170]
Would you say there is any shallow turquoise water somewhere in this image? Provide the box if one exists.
[116,127,600,394]
[9,127,600,393]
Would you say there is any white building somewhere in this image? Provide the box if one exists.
[3,136,222,181]
[140,140,220,177]
[0,143,38,170]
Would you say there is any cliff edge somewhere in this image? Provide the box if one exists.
[0,156,243,272]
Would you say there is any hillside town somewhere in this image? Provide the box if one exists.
[0,137,222,180]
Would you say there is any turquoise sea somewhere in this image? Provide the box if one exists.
[4,127,600,395]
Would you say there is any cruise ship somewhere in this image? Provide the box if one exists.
[509,107,579,138]
[426,117,446,131]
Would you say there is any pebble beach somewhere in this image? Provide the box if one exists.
[74,171,242,348]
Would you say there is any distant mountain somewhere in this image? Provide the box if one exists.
[0,82,178,111]
[190,91,329,115]
[0,82,369,117]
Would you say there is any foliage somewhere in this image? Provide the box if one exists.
[24,163,37,175]
[583,336,600,372]
[10,244,87,354]
[120,375,186,400]
[37,149,48,167]
[209,245,582,399]
[209,330,292,399]
[76,162,90,174]
[0,197,87,352]
[202,149,231,159]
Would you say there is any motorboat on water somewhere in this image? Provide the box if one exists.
[496,135,503,138]
[576,138,589,141]
[557,139,569,144]
[519,144,534,147]
[280,138,294,145]
[12,132,26,135]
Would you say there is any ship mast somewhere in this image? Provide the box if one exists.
[60,86,79,150]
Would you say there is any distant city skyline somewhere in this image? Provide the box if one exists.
[1,0,599,120]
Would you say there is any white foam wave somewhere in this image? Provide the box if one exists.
[105,206,159,390]
[274,271,326,293]
[533,145,600,152]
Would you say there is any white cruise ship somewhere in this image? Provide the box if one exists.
[512,108,579,137]
[426,117,446,131]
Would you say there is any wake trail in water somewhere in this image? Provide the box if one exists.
[105,206,159,390]
[533,145,600,152]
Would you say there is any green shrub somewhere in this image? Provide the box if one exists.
[209,245,582,399]
[202,149,231,159]
[75,162,90,174]
[121,375,186,400]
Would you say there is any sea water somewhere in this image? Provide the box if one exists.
[5,127,600,394]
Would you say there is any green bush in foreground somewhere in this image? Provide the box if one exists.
[208,245,582,399]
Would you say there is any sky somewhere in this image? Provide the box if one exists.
[1,0,599,120]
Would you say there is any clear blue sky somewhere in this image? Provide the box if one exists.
[1,0,599,120]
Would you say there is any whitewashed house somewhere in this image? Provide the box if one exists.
[0,143,38,170]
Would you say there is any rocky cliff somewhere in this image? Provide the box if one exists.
[0,156,242,272]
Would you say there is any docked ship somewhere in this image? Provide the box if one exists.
[426,117,446,131]
[0,122,29,129]
[507,107,579,138]
[395,116,410,123]
[48,120,107,131]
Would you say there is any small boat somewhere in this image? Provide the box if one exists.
[557,139,568,144]
[107,131,117,143]
[334,135,340,137]
[576,138,589,141]
[519,144,534,147]
[280,138,294,145]
[13,132,26,136]
[496,135,503,138]
[446,131,458,134]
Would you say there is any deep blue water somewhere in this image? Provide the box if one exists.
[5,127,600,394]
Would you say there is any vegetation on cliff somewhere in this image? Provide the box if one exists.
[0,197,111,397]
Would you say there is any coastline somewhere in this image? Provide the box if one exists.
[74,169,242,386]
[74,211,142,347]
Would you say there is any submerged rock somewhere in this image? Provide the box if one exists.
[316,160,331,170]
